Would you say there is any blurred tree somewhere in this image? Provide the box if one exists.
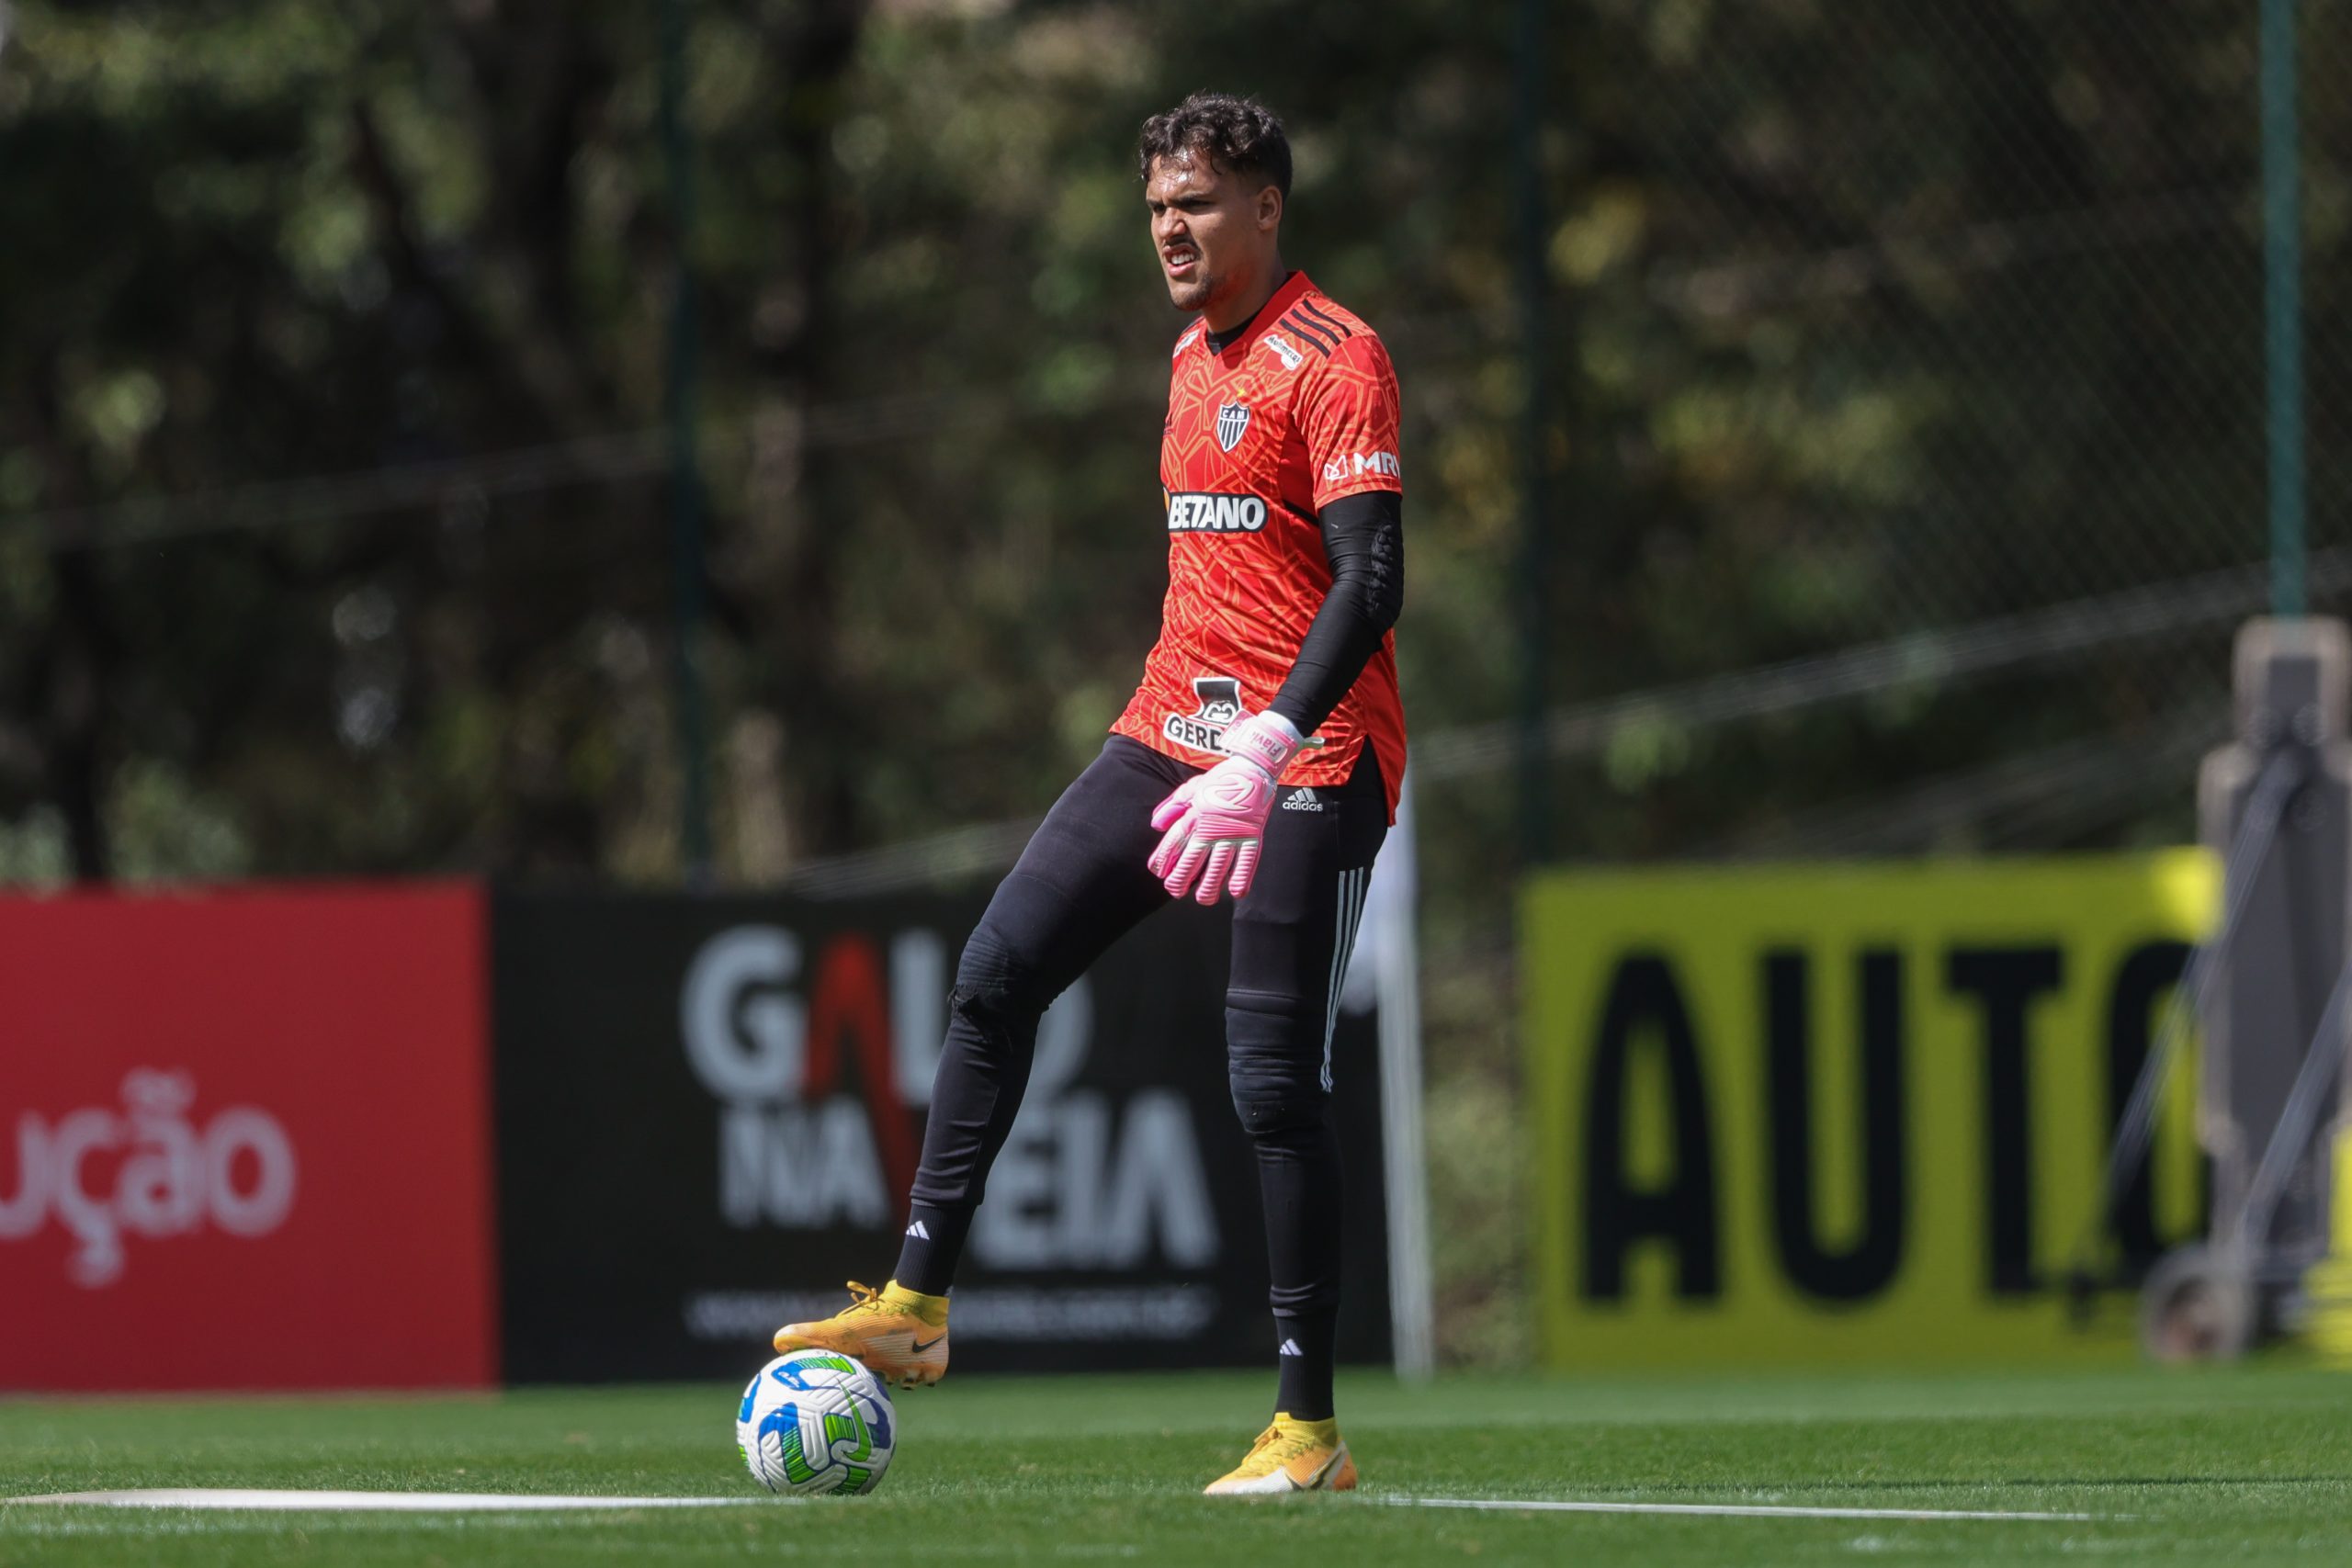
[0,0,2335,889]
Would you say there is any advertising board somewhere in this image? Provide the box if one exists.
[1523,854,2216,1368]
[492,891,1393,1380]
[0,885,497,1392]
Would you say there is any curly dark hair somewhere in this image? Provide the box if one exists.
[1136,92,1293,199]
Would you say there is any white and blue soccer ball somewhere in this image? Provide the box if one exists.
[736,1349,897,1495]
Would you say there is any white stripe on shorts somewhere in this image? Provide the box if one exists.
[1321,865,1369,1090]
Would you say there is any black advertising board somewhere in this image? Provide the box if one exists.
[491,890,1392,1381]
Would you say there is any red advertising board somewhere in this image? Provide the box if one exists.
[0,884,497,1392]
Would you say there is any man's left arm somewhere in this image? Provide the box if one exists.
[1266,489,1403,735]
[1268,326,1406,737]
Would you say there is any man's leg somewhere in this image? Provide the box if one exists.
[775,738,1179,1381]
[893,739,1180,1292]
[1220,752,1385,1438]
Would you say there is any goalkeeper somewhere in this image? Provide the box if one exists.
[775,91,1407,1497]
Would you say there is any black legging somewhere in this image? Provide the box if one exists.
[895,734,1385,1417]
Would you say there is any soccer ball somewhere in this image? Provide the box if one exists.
[736,1349,897,1495]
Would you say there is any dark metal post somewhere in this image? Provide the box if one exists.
[661,0,715,882]
[1513,0,1552,864]
[2262,0,2306,618]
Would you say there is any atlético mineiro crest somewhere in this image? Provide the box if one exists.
[1216,402,1251,453]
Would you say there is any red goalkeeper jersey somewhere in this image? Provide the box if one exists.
[1112,271,1407,820]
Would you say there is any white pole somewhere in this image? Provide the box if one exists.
[1369,773,1436,1379]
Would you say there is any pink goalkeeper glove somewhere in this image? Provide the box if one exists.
[1147,711,1307,905]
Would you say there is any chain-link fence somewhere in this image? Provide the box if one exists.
[1421,0,2352,1361]
[1455,0,2347,864]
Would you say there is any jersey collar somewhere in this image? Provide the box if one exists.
[1201,270,1316,361]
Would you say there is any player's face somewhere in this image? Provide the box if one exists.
[1145,151,1280,321]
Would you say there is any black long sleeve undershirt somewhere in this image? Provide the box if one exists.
[1269,488,1404,735]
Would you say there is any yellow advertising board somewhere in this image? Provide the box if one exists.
[1524,853,2216,1369]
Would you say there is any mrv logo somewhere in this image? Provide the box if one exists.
[1322,450,1400,484]
[683,927,1215,1269]
[1166,491,1267,533]
[0,1069,298,1288]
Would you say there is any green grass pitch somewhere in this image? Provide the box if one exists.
[3,1363,2347,1565]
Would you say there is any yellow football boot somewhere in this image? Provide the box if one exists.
[1203,1414,1358,1495]
[772,1280,949,1389]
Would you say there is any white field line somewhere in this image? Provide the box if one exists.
[1383,1495,2101,1524]
[3,1490,779,1512]
[1,1488,2104,1523]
